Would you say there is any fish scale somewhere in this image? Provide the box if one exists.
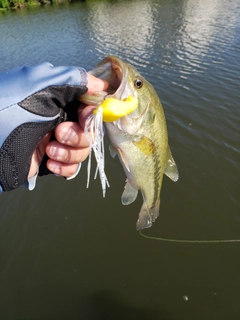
[80,56,179,230]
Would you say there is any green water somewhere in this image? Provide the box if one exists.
[0,0,240,319]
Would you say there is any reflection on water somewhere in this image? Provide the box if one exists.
[0,0,240,319]
[181,0,235,59]
[86,0,156,67]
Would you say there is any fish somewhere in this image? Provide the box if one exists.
[81,56,179,230]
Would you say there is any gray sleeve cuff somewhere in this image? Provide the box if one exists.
[79,68,88,88]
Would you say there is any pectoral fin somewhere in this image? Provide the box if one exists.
[109,144,130,171]
[133,135,155,156]
[164,147,179,182]
[121,181,138,205]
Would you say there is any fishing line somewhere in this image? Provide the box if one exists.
[139,230,240,243]
[83,91,237,245]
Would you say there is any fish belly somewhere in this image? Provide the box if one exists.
[113,136,163,230]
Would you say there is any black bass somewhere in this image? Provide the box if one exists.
[81,56,179,230]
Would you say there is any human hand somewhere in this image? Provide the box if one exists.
[28,73,108,179]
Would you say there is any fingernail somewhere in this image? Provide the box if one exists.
[48,146,65,159]
[59,127,77,143]
[48,162,61,175]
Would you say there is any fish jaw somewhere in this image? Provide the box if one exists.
[83,56,130,102]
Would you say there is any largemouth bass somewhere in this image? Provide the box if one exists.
[81,56,179,230]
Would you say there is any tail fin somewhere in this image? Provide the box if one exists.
[136,201,160,231]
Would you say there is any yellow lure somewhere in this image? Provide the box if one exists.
[93,95,138,122]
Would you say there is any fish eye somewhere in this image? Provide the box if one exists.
[134,78,143,89]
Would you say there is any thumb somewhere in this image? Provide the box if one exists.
[28,132,52,178]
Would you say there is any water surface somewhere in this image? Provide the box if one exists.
[0,0,240,319]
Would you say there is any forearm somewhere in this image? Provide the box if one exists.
[0,62,88,193]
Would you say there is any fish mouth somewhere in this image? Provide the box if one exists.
[88,56,129,100]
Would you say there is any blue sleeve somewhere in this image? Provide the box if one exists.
[0,62,88,193]
[0,62,87,148]
[0,62,87,108]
